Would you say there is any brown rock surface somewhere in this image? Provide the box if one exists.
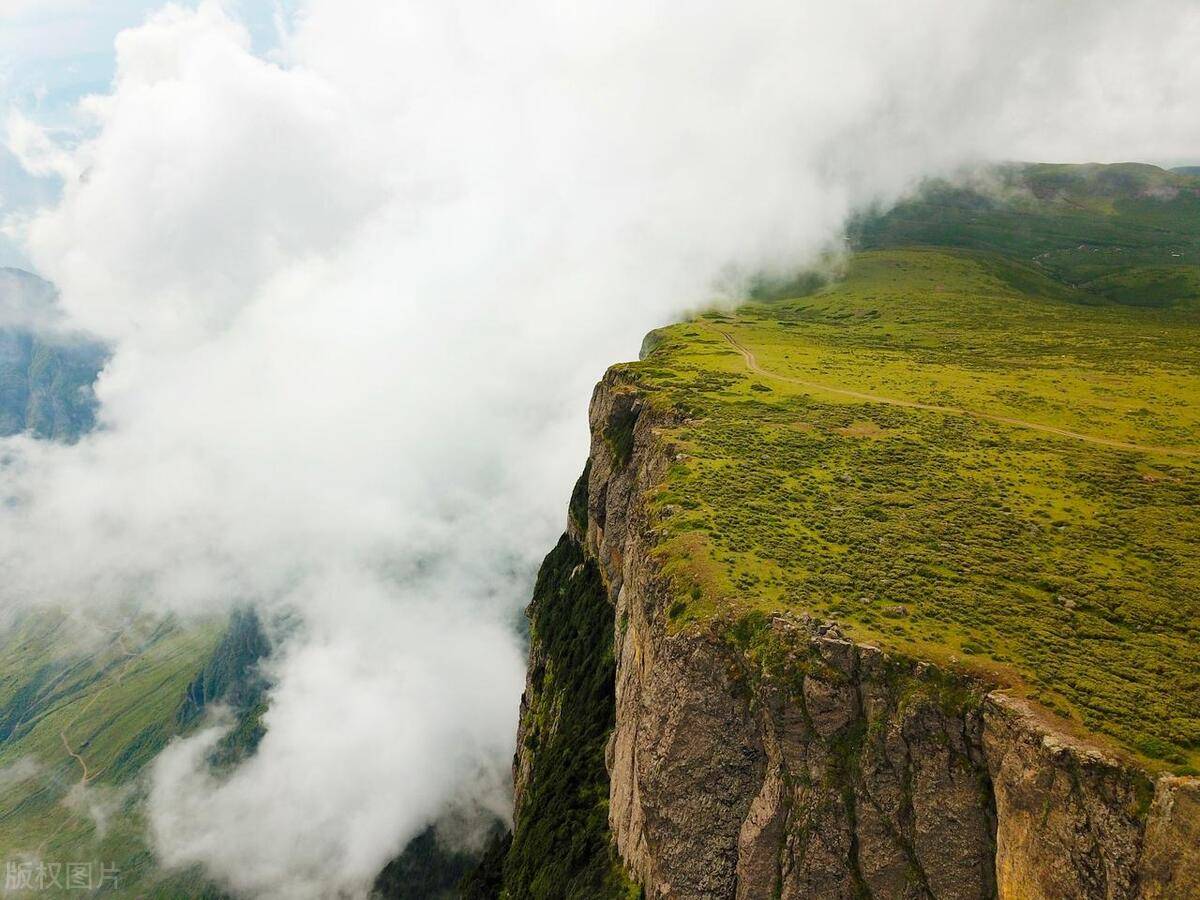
[510,371,1200,900]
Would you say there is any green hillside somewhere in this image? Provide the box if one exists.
[624,164,1200,772]
[850,162,1200,309]
[0,610,268,897]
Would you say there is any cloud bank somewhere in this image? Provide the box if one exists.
[2,0,1198,896]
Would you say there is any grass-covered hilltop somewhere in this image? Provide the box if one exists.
[623,162,1200,773]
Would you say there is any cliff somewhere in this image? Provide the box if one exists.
[500,369,1199,900]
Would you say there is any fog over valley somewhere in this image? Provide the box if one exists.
[0,1,1197,897]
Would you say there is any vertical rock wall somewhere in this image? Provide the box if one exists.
[508,372,1200,900]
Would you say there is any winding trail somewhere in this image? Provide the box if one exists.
[714,328,1197,458]
[59,731,91,785]
[58,632,139,786]
[38,631,142,855]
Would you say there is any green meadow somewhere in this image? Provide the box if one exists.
[0,609,267,897]
[622,164,1200,773]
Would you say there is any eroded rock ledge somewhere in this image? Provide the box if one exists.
[509,371,1199,900]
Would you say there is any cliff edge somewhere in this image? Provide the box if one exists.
[499,369,1199,900]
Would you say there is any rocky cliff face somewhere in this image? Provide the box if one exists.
[507,370,1200,900]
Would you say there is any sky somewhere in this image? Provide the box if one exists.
[0,0,287,266]
[2,1,1197,270]
[0,2,1198,898]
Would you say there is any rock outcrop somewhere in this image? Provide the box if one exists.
[507,369,1200,900]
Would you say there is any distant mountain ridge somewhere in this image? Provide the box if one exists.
[850,161,1200,309]
[0,268,107,442]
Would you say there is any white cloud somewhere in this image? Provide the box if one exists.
[4,111,81,182]
[0,756,42,788]
[1,0,1197,896]
[62,780,135,842]
[151,590,519,899]
[0,266,58,330]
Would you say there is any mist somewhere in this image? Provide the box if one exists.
[2,1,1198,897]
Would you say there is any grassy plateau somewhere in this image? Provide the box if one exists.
[622,163,1200,773]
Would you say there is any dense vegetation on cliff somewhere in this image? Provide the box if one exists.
[466,534,637,900]
[621,163,1200,772]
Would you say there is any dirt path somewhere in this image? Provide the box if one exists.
[59,632,139,786]
[58,628,139,787]
[38,632,141,853]
[59,731,91,784]
[714,328,1197,458]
